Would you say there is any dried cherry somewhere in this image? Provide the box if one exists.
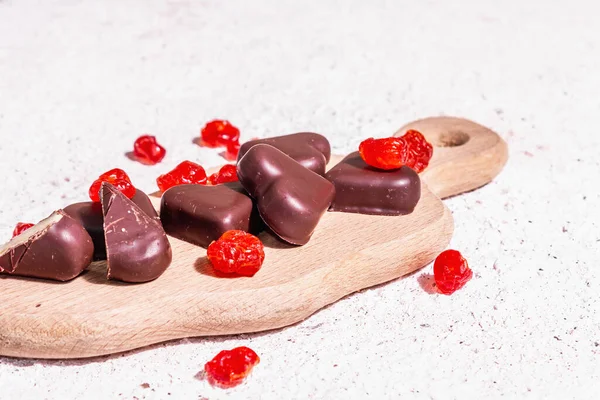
[208,165,238,185]
[433,249,473,295]
[89,168,135,202]
[156,161,207,192]
[201,120,240,148]
[207,230,265,277]
[204,346,260,388]
[358,130,433,172]
[133,135,166,165]
[225,140,240,161]
[12,222,34,238]
[402,130,433,173]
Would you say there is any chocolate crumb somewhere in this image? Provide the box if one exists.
[140,383,150,389]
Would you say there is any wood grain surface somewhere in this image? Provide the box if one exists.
[0,117,506,359]
[395,116,508,199]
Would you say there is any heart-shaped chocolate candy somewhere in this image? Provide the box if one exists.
[237,144,336,245]
[237,132,331,175]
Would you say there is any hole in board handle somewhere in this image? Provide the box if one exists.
[435,131,470,147]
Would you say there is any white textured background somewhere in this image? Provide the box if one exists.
[1,0,599,399]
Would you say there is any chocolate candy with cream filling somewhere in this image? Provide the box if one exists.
[160,182,262,248]
[237,144,336,245]
[237,132,331,175]
[325,152,421,215]
[64,189,159,261]
[100,182,172,283]
[0,210,94,281]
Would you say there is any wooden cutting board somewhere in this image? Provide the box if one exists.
[0,117,507,359]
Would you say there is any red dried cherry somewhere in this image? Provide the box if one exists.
[204,346,260,388]
[225,140,240,161]
[358,130,433,172]
[359,137,406,170]
[201,120,240,148]
[402,130,434,173]
[156,161,207,192]
[12,222,34,238]
[433,249,473,295]
[207,230,265,277]
[133,135,166,165]
[89,168,136,202]
[208,165,238,185]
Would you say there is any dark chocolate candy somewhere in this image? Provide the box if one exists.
[0,210,94,281]
[131,188,160,219]
[64,189,159,261]
[237,132,331,175]
[325,152,421,215]
[160,182,261,248]
[237,144,336,245]
[63,202,104,260]
[100,183,172,283]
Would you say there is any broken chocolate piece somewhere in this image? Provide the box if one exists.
[160,182,261,248]
[100,182,172,283]
[0,211,93,281]
[237,132,331,175]
[237,144,335,245]
[64,189,159,261]
[325,152,421,215]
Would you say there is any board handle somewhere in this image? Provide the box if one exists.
[394,116,508,199]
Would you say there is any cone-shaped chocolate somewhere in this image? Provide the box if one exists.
[237,132,331,175]
[325,152,421,215]
[160,182,262,248]
[100,183,172,283]
[0,210,94,281]
[64,189,159,261]
[237,144,336,245]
